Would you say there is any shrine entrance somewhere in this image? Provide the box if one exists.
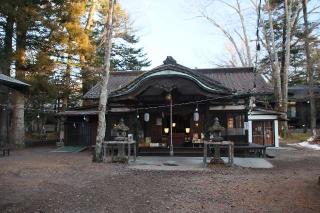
[106,69,233,155]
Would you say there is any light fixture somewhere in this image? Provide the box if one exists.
[144,113,150,122]
[83,115,89,122]
[172,122,176,128]
[193,106,199,122]
[164,128,169,134]
[185,128,190,134]
[165,93,172,101]
[195,123,199,127]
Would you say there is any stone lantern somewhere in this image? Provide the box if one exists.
[208,117,224,142]
[207,117,225,164]
[113,118,130,141]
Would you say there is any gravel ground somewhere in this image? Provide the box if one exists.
[0,146,319,213]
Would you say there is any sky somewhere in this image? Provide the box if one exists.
[119,0,320,69]
[119,0,248,69]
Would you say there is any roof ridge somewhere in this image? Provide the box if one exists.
[110,71,146,75]
[195,67,254,72]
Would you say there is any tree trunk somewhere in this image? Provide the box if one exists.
[15,15,27,79]
[11,9,27,148]
[93,0,116,162]
[267,0,282,111]
[10,91,25,148]
[81,0,97,95]
[63,58,71,110]
[281,0,294,136]
[0,15,14,144]
[302,0,316,131]
[63,38,73,110]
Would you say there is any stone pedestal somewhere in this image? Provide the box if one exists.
[210,144,224,164]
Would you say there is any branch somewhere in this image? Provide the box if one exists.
[201,12,247,66]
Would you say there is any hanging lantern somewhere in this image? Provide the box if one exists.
[193,107,199,122]
[144,113,150,122]
[83,115,89,122]
[165,93,172,101]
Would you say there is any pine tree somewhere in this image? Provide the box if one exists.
[111,36,151,71]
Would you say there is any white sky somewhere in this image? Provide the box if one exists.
[119,0,239,69]
[119,0,319,69]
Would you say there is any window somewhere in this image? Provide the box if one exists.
[227,113,244,128]
[226,113,245,135]
[227,117,234,128]
[288,106,296,118]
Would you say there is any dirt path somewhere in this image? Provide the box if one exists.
[0,147,319,213]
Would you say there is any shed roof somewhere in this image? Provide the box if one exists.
[0,74,30,92]
[288,85,320,101]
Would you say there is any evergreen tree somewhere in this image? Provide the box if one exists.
[111,36,151,71]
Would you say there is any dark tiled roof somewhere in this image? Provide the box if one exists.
[288,85,320,101]
[83,63,272,99]
[0,74,30,92]
[195,67,272,94]
[109,63,233,98]
[83,71,143,99]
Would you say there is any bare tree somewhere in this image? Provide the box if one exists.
[265,0,283,112]
[199,0,253,67]
[93,0,116,162]
[281,0,294,134]
[250,0,302,135]
[302,0,317,133]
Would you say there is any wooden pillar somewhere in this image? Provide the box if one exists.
[170,97,173,156]
[274,120,279,147]
[244,98,249,144]
[248,120,253,144]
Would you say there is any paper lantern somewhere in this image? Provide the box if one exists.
[165,93,172,101]
[193,108,199,122]
[83,115,89,122]
[144,113,150,122]
[185,128,190,134]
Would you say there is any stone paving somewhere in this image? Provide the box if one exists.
[129,156,273,171]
